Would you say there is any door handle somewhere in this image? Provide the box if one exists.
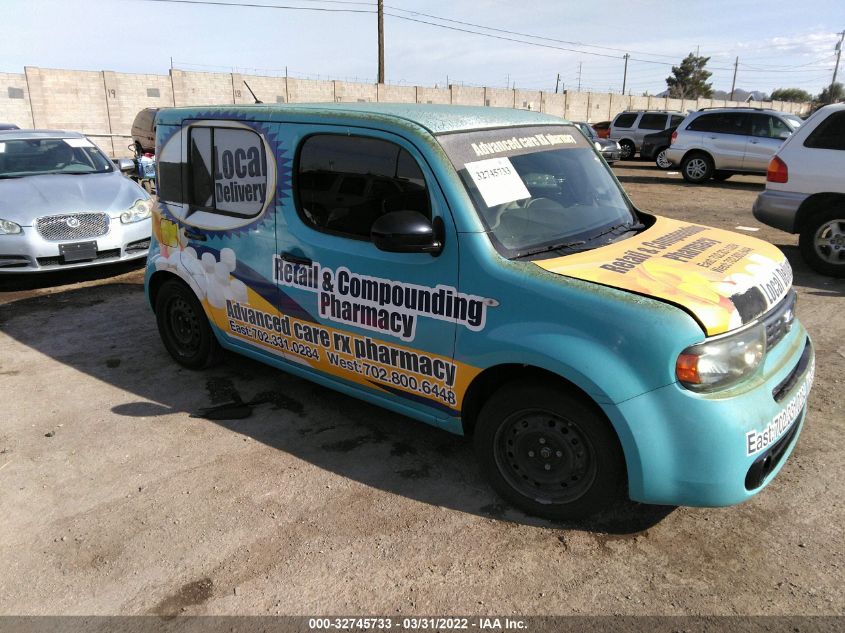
[184,229,207,241]
[281,252,312,266]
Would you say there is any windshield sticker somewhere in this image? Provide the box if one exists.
[470,133,577,158]
[274,257,498,342]
[63,138,94,148]
[464,157,531,207]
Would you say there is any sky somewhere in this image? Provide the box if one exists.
[3,0,844,97]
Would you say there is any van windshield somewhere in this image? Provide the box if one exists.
[0,137,114,178]
[437,125,637,259]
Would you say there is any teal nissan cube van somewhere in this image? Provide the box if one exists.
[145,104,813,519]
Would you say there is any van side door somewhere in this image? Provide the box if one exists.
[273,125,462,421]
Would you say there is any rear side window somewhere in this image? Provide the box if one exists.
[687,112,749,135]
[296,135,430,240]
[614,113,638,128]
[750,114,792,139]
[804,111,845,150]
[187,126,268,218]
[638,113,667,130]
[670,115,685,127]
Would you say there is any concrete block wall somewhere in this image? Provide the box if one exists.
[287,78,334,103]
[416,86,450,104]
[0,72,34,129]
[335,81,377,103]
[451,85,484,106]
[0,66,815,157]
[377,84,416,103]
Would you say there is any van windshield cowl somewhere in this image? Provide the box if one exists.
[437,125,639,259]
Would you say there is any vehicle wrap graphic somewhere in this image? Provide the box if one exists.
[534,216,793,335]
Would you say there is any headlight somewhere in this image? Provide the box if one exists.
[594,141,602,151]
[0,218,22,235]
[676,322,766,392]
[120,198,153,224]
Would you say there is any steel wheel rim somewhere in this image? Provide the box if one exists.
[166,295,202,356]
[656,150,671,169]
[493,408,598,504]
[814,218,845,264]
[686,158,707,180]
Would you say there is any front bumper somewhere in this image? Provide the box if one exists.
[753,189,807,233]
[0,217,151,273]
[606,321,814,507]
[601,149,622,163]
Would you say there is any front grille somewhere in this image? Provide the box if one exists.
[37,248,120,267]
[763,290,796,352]
[35,213,109,241]
[0,255,31,268]
[125,238,151,253]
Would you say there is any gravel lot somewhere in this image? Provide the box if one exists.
[0,162,842,617]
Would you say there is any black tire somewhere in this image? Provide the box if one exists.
[155,278,222,369]
[799,206,845,278]
[713,171,732,182]
[681,152,714,183]
[619,140,635,160]
[474,381,625,520]
[654,147,671,170]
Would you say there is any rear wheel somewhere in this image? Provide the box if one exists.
[619,140,635,160]
[155,278,222,369]
[799,206,845,278]
[681,153,714,183]
[474,381,625,520]
[655,147,671,169]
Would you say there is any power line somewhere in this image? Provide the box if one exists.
[136,0,376,13]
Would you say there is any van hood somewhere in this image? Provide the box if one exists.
[534,216,793,336]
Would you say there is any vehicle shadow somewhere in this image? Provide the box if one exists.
[616,173,765,192]
[0,259,145,295]
[1,282,675,536]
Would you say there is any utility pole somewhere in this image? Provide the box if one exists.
[577,62,582,92]
[555,73,560,93]
[730,56,739,101]
[829,31,844,103]
[377,0,384,84]
[622,53,630,95]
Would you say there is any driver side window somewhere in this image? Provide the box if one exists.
[295,135,431,240]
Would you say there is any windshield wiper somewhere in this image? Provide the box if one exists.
[512,239,587,259]
[585,221,646,243]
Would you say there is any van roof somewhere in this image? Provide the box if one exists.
[154,103,568,135]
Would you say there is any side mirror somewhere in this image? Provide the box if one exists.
[371,211,442,254]
[117,158,136,173]
[778,131,791,140]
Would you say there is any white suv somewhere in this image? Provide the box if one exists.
[609,110,686,159]
[753,104,845,277]
[665,108,803,183]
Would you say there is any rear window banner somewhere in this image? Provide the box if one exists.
[464,157,530,207]
[535,216,792,336]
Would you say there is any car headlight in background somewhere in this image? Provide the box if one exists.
[594,141,602,152]
[120,198,153,224]
[0,218,22,235]
[676,322,766,392]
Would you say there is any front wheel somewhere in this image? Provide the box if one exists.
[655,148,671,170]
[155,278,222,369]
[474,381,625,520]
[799,207,845,278]
[681,153,714,183]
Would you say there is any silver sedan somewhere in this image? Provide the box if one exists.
[0,130,152,273]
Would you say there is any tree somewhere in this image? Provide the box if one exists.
[770,87,813,102]
[817,82,844,104]
[666,53,713,99]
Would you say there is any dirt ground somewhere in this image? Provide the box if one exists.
[0,162,843,617]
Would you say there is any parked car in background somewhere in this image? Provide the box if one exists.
[753,104,845,277]
[591,120,611,139]
[0,129,152,272]
[665,108,803,184]
[131,107,158,155]
[0,123,20,131]
[572,121,622,163]
[641,126,678,169]
[609,110,686,159]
